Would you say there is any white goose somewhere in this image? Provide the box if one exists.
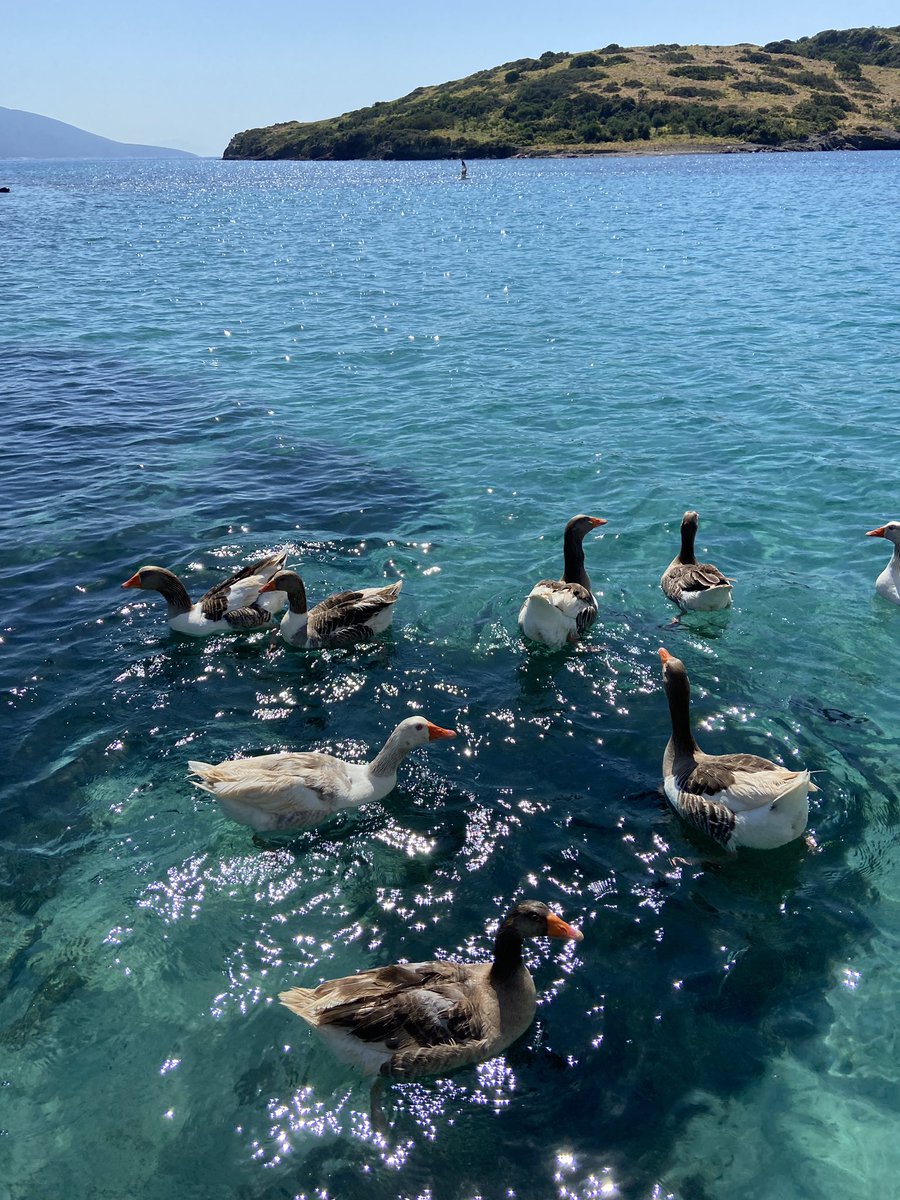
[121,549,288,635]
[866,522,900,605]
[661,511,733,611]
[259,570,402,648]
[518,514,607,649]
[188,715,455,832]
[659,648,815,851]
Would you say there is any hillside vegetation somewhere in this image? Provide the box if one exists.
[224,26,900,159]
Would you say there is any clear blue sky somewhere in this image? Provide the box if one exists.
[5,0,898,156]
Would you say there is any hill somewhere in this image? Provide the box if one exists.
[223,26,900,160]
[0,107,195,159]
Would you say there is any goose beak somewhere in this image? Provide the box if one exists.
[866,527,886,538]
[121,572,141,589]
[589,517,607,528]
[658,647,672,663]
[427,723,456,741]
[545,912,583,942]
[258,579,276,592]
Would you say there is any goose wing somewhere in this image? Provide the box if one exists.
[307,961,488,1055]
[305,588,397,645]
[188,752,353,813]
[663,561,732,598]
[199,549,288,603]
[530,579,597,631]
[681,754,809,813]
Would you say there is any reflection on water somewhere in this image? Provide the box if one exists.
[2,154,900,1200]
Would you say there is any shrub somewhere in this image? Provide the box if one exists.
[788,70,841,91]
[668,85,722,99]
[668,64,736,80]
[733,79,796,95]
[569,52,600,68]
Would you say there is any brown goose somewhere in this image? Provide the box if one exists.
[518,514,607,648]
[280,900,582,1119]
[121,549,288,635]
[659,648,814,851]
[259,570,402,648]
[661,511,733,611]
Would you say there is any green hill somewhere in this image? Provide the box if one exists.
[223,26,900,160]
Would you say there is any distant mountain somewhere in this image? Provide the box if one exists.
[223,25,900,159]
[0,107,195,159]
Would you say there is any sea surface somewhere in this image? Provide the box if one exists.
[1,153,899,1200]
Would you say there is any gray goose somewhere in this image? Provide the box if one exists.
[659,647,815,851]
[661,511,733,611]
[121,548,288,635]
[259,569,402,648]
[280,900,582,1121]
[518,514,607,648]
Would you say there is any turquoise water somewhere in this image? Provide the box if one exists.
[1,154,899,1199]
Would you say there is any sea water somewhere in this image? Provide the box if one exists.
[1,153,898,1200]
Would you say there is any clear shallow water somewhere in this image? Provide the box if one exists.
[1,154,899,1200]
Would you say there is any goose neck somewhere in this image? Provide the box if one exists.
[679,522,697,565]
[666,675,699,756]
[489,922,525,985]
[156,572,192,617]
[562,534,590,590]
[368,730,411,778]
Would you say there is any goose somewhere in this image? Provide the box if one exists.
[865,523,900,604]
[279,899,582,1122]
[661,511,733,611]
[518,514,607,648]
[258,570,402,648]
[121,549,289,635]
[658,648,815,851]
[188,715,455,832]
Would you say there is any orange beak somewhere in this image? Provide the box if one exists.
[658,647,672,663]
[427,723,456,741]
[258,579,276,592]
[545,912,584,942]
[121,572,142,589]
[866,527,886,538]
[589,517,608,528]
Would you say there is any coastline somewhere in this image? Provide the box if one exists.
[514,126,900,157]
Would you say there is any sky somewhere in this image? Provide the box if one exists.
[4,0,899,156]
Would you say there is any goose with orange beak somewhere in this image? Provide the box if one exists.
[280,899,582,1123]
[866,522,900,605]
[658,648,815,851]
[188,716,455,832]
[518,514,607,648]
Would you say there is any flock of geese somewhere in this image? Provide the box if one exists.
[119,509,898,1123]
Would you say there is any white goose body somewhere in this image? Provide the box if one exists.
[122,550,288,635]
[518,515,606,649]
[188,716,455,832]
[659,648,815,852]
[261,571,402,648]
[867,523,900,605]
[661,511,733,612]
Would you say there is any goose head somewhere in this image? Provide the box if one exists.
[260,570,306,612]
[500,900,583,942]
[389,715,457,752]
[565,514,607,543]
[866,522,900,547]
[121,566,180,592]
[659,646,691,703]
